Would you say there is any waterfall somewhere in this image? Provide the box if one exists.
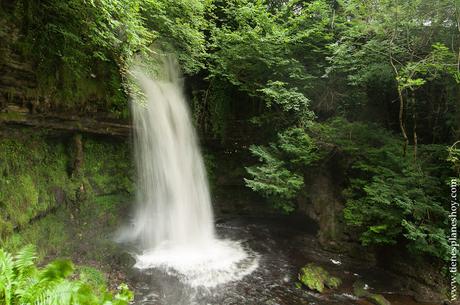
[118,59,258,288]
[130,63,215,249]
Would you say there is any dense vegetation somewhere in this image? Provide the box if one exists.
[0,0,458,295]
[0,245,133,305]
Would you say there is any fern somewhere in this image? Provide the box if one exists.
[0,248,15,305]
[245,127,318,213]
[0,246,133,305]
[14,244,37,280]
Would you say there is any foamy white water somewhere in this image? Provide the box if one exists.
[135,240,259,287]
[118,59,257,287]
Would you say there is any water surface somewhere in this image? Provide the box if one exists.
[128,216,438,305]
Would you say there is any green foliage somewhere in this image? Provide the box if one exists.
[0,245,133,305]
[77,266,107,293]
[276,128,319,166]
[12,0,152,113]
[245,127,319,213]
[258,81,310,113]
[328,0,458,82]
[448,141,460,177]
[191,80,237,140]
[298,263,341,293]
[206,0,331,128]
[245,146,303,213]
[4,0,209,114]
[141,0,207,74]
[327,0,459,139]
[398,43,460,91]
[317,118,452,260]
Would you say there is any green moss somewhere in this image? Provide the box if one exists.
[83,138,134,195]
[369,294,391,305]
[0,112,26,121]
[1,191,132,262]
[0,132,134,240]
[298,263,341,293]
[79,193,131,228]
[0,135,70,238]
[2,211,71,259]
[326,276,342,289]
[353,280,368,297]
[353,281,391,305]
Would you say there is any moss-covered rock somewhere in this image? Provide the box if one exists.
[0,130,134,238]
[353,280,368,297]
[298,263,342,293]
[326,276,342,289]
[369,294,391,305]
[353,280,391,305]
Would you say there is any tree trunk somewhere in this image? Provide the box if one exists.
[397,87,409,156]
[411,91,417,160]
[390,56,409,156]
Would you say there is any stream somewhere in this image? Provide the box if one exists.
[126,216,439,305]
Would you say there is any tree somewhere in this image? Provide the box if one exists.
[327,0,459,153]
[245,127,319,213]
[205,0,334,130]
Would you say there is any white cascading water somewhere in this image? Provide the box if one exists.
[118,59,258,288]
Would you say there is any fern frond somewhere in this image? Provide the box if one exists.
[33,281,80,305]
[0,247,132,305]
[39,260,74,282]
[0,248,15,305]
[14,245,37,276]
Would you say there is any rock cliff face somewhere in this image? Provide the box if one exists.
[294,146,350,250]
[0,9,37,113]
[300,170,345,248]
[0,36,130,133]
[0,127,134,239]
[0,12,135,236]
[1,111,131,136]
[0,4,130,133]
[0,25,131,136]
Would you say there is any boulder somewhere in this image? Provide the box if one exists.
[298,263,342,293]
[353,280,391,305]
